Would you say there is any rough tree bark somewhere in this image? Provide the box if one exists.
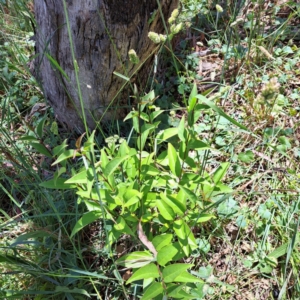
[34,0,178,131]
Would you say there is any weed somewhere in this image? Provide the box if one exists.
[1,0,300,299]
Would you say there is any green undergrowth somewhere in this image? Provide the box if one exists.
[1,0,300,299]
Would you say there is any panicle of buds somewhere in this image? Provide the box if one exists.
[168,9,179,24]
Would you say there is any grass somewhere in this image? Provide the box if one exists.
[1,0,300,299]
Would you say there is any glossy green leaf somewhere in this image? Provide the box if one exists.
[174,271,203,283]
[173,220,197,256]
[213,162,230,184]
[70,211,102,238]
[187,139,210,150]
[103,155,129,178]
[18,135,38,141]
[40,178,76,189]
[100,149,109,169]
[195,213,216,223]
[116,251,155,268]
[168,143,181,177]
[141,282,163,300]
[139,124,157,150]
[178,185,198,205]
[157,244,178,266]
[188,83,198,112]
[156,128,178,144]
[36,115,47,139]
[173,219,185,239]
[178,115,186,142]
[30,143,52,158]
[152,234,173,251]
[65,168,93,184]
[162,264,193,283]
[123,189,142,207]
[160,193,185,216]
[126,263,159,284]
[113,216,134,236]
[52,140,68,156]
[167,284,195,298]
[52,149,80,165]
[184,223,197,250]
[156,200,175,220]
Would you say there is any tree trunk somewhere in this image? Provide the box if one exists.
[33,0,178,131]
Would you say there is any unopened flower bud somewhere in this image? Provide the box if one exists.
[148,31,161,44]
[128,49,139,64]
[216,4,223,13]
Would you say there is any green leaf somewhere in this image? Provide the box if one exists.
[70,211,102,238]
[268,243,289,259]
[11,231,53,247]
[278,136,291,148]
[113,216,134,236]
[178,115,186,142]
[103,155,129,178]
[123,189,142,207]
[40,178,76,189]
[45,53,70,81]
[52,140,68,156]
[52,149,80,165]
[126,263,159,284]
[168,143,181,177]
[197,94,248,131]
[150,109,164,121]
[140,89,156,105]
[187,139,210,150]
[183,223,197,250]
[68,268,108,279]
[116,251,155,268]
[65,168,93,184]
[179,185,197,205]
[173,219,185,239]
[156,199,175,220]
[160,193,185,216]
[36,115,47,139]
[195,213,216,223]
[100,149,109,169]
[167,284,195,298]
[157,244,178,266]
[188,83,198,112]
[54,286,90,297]
[29,143,52,158]
[213,162,230,184]
[173,271,203,283]
[173,220,197,256]
[238,150,254,163]
[265,256,278,268]
[156,128,178,144]
[162,264,193,283]
[138,124,157,150]
[18,135,38,141]
[141,282,163,300]
[113,71,130,81]
[152,234,173,251]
